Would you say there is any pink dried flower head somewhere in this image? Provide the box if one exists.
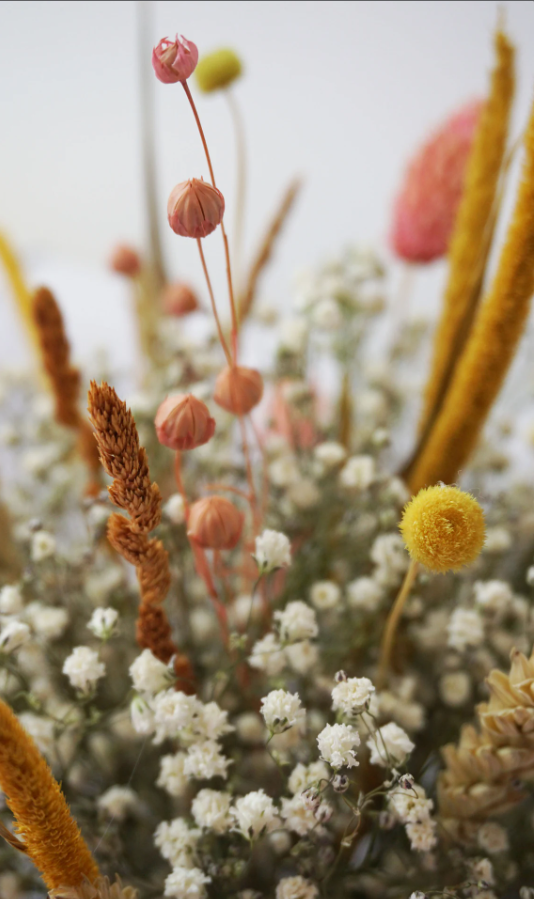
[390,99,484,263]
[162,282,200,316]
[152,35,199,84]
[214,365,264,416]
[167,178,225,239]
[109,244,141,278]
[187,496,244,550]
[155,393,215,451]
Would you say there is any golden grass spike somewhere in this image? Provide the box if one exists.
[238,178,301,325]
[408,92,534,493]
[0,231,39,352]
[0,698,99,889]
[412,29,515,453]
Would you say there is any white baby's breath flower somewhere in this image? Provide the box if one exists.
[84,566,124,603]
[288,761,330,795]
[194,701,234,741]
[477,822,509,854]
[287,478,320,510]
[97,786,138,821]
[447,608,484,652]
[191,789,232,833]
[483,527,511,554]
[269,455,300,488]
[25,602,68,640]
[279,318,308,354]
[87,607,119,640]
[184,741,231,781]
[0,585,23,616]
[311,297,342,330]
[473,580,513,614]
[280,794,323,836]
[164,867,211,899]
[157,752,188,797]
[317,723,360,769]
[367,722,415,767]
[232,789,280,839]
[310,580,341,610]
[274,601,318,644]
[314,441,346,471]
[285,639,319,674]
[18,712,54,755]
[439,671,471,707]
[254,529,291,573]
[248,633,286,675]
[261,689,305,734]
[130,695,155,736]
[164,493,186,525]
[155,818,201,867]
[332,676,375,716]
[130,649,175,696]
[235,712,265,744]
[405,818,438,851]
[276,875,318,899]
[346,577,383,612]
[371,533,409,584]
[31,531,56,562]
[0,620,30,654]
[62,646,105,694]
[153,690,200,744]
[339,455,376,490]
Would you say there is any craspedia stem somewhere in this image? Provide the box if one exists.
[377,558,419,689]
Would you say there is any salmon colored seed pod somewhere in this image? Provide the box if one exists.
[109,244,142,278]
[187,495,244,550]
[167,178,225,239]
[162,281,199,316]
[214,365,264,416]
[152,34,199,84]
[155,394,215,451]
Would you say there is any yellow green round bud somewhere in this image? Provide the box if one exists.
[195,48,243,93]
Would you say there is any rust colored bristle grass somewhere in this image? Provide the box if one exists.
[32,287,101,494]
[87,381,194,691]
[0,698,99,890]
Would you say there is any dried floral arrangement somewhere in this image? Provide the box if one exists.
[1,19,534,899]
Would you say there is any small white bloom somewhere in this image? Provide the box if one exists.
[473,580,513,614]
[184,741,231,781]
[285,639,319,674]
[339,455,375,491]
[153,690,200,744]
[191,789,232,833]
[371,533,409,584]
[164,867,211,899]
[164,493,186,525]
[86,504,110,529]
[314,441,346,471]
[477,822,509,854]
[332,676,375,716]
[87,607,119,640]
[346,577,383,612]
[254,529,291,573]
[194,701,234,741]
[447,608,484,652]
[130,649,175,696]
[269,455,300,488]
[261,689,305,734]
[439,671,471,708]
[248,633,286,676]
[483,527,511,554]
[317,723,360,769]
[157,752,188,797]
[388,783,433,824]
[310,580,341,610]
[97,786,138,821]
[232,789,279,839]
[311,297,342,330]
[18,713,55,755]
[287,478,320,510]
[31,531,56,562]
[276,876,318,899]
[155,818,201,867]
[367,722,414,767]
[279,318,308,354]
[288,761,330,795]
[25,602,68,641]
[0,620,30,654]
[130,695,155,735]
[62,646,105,694]
[274,601,318,644]
[280,794,324,836]
[405,818,438,851]
[84,566,124,604]
[0,585,23,616]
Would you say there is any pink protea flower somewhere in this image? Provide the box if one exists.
[155,393,215,451]
[152,35,199,84]
[187,496,244,550]
[162,282,199,316]
[390,99,484,263]
[167,178,225,239]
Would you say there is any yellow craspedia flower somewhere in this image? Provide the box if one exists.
[400,485,485,573]
[195,48,243,93]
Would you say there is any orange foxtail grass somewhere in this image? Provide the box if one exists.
[404,29,515,483]
[238,178,301,326]
[408,92,534,493]
[87,381,195,692]
[32,288,102,495]
[0,697,99,889]
[0,231,40,355]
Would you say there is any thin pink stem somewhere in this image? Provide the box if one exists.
[191,542,229,645]
[204,482,251,501]
[196,238,232,366]
[173,452,190,519]
[239,416,258,532]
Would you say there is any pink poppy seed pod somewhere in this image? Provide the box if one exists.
[109,244,141,278]
[187,496,244,550]
[152,34,199,84]
[390,99,483,263]
[167,179,225,239]
[214,365,264,416]
[155,393,215,451]
[162,282,200,317]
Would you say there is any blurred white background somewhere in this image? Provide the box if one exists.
[1,0,533,370]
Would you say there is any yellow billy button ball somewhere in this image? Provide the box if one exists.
[195,48,243,93]
[400,485,485,573]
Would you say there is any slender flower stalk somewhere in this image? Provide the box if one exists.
[0,698,99,889]
[408,92,534,492]
[0,231,40,355]
[225,89,247,290]
[377,559,419,689]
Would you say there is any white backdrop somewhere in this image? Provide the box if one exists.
[1,0,533,370]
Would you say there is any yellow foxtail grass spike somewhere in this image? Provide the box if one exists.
[415,29,515,445]
[408,91,534,493]
[0,698,99,890]
[0,231,40,353]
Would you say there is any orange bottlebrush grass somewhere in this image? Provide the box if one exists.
[415,29,515,446]
[0,698,99,890]
[88,381,195,691]
[408,91,534,493]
